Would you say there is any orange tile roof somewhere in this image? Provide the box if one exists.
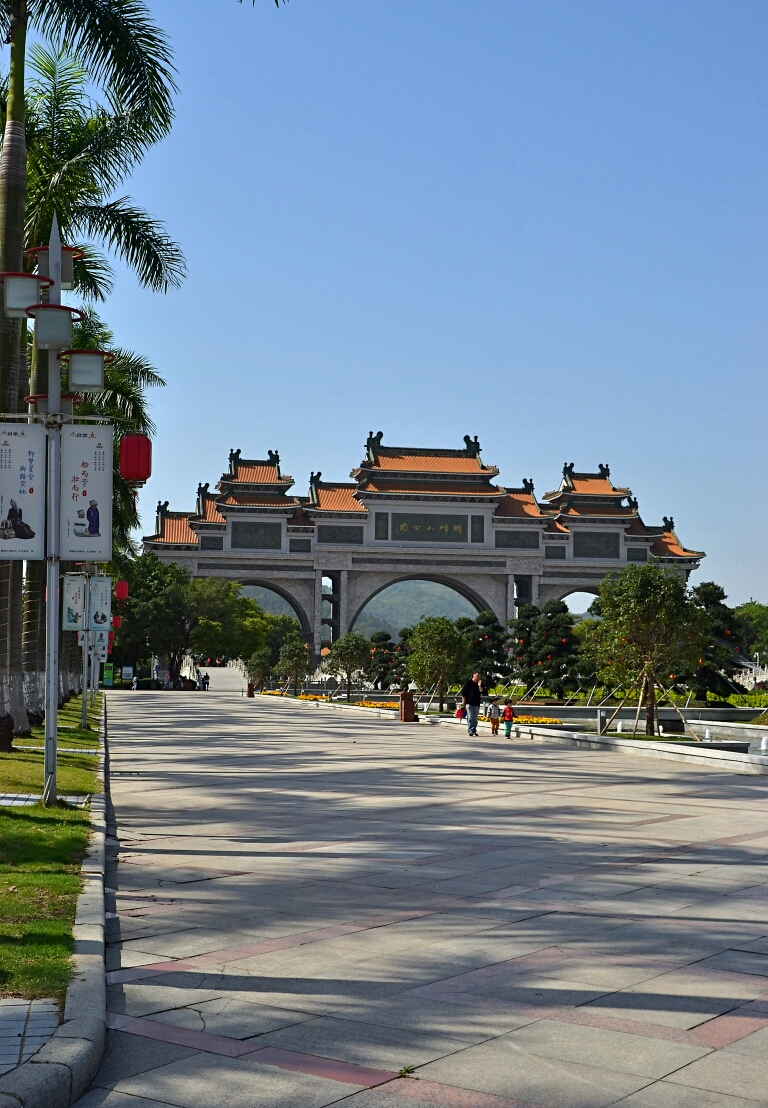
[221,493,299,507]
[314,485,366,513]
[232,462,290,484]
[624,517,650,535]
[560,505,633,516]
[368,454,489,474]
[494,492,541,517]
[158,514,196,544]
[545,519,570,534]
[651,532,703,559]
[200,496,225,523]
[569,477,618,494]
[287,505,314,526]
[360,481,501,496]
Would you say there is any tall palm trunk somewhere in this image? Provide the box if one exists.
[0,5,29,733]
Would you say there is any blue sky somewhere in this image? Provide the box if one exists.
[100,0,766,605]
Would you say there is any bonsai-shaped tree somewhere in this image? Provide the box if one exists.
[322,632,371,702]
[585,564,708,735]
[407,616,470,712]
[506,603,541,692]
[530,600,581,699]
[368,631,397,689]
[689,582,748,699]
[456,610,509,688]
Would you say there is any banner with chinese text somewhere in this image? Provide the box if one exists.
[60,427,113,560]
[0,423,46,559]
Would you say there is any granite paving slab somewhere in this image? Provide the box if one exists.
[74,671,768,1106]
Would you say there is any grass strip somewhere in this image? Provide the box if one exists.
[0,804,90,1003]
[20,694,101,751]
[0,694,101,795]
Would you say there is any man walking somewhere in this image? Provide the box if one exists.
[460,670,483,737]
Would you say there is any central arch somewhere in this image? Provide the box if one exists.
[349,574,491,636]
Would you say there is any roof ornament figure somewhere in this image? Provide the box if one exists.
[228,448,241,475]
[463,435,481,457]
[366,431,384,462]
[627,495,638,510]
[196,482,209,498]
[663,516,675,531]
[196,483,209,515]
[522,478,534,495]
[155,500,169,530]
[268,449,281,477]
[309,471,322,505]
[598,463,610,479]
[562,462,575,479]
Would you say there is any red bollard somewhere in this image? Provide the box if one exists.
[247,682,255,698]
[399,691,415,722]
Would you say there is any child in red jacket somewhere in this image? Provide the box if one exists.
[502,700,515,739]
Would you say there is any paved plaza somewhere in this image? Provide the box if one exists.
[77,670,768,1108]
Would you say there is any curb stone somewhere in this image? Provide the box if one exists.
[0,699,107,1107]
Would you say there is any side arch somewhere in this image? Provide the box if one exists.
[348,573,496,632]
[238,579,312,638]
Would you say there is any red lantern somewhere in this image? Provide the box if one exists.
[119,434,152,484]
[111,614,122,629]
[108,631,115,643]
[115,580,129,601]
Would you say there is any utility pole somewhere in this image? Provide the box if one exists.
[42,218,62,807]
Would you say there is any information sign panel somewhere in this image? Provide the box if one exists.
[60,426,113,560]
[89,576,112,631]
[0,423,46,559]
[62,575,86,631]
[103,663,114,687]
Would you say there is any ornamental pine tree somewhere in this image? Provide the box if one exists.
[689,583,748,699]
[457,611,509,687]
[506,604,541,690]
[530,600,581,699]
[368,631,397,689]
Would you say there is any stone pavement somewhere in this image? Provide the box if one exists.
[0,998,59,1074]
[76,670,768,1108]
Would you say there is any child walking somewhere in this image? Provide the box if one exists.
[502,700,515,739]
[488,698,501,735]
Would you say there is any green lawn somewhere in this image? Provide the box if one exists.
[0,694,101,796]
[20,694,101,751]
[0,804,90,1002]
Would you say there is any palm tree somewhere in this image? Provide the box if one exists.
[0,12,177,732]
[21,43,184,297]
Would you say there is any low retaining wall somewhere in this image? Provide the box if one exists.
[0,708,107,1108]
[687,718,768,744]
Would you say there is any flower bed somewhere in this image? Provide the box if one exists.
[297,694,329,701]
[514,715,563,725]
[262,690,287,696]
[358,701,399,709]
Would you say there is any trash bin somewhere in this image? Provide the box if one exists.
[247,682,255,698]
[399,691,415,722]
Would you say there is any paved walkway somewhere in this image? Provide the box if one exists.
[77,671,768,1108]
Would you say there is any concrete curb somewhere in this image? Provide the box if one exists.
[0,700,107,1107]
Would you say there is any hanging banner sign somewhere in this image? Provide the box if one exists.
[92,628,109,649]
[89,576,112,631]
[0,423,46,560]
[60,426,113,560]
[62,575,86,631]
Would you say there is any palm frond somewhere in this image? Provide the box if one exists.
[72,243,114,301]
[30,0,177,141]
[76,198,186,291]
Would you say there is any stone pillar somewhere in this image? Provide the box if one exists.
[313,570,323,663]
[339,570,349,636]
[531,576,540,607]
[506,575,516,624]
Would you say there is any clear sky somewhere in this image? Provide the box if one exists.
[102,0,767,605]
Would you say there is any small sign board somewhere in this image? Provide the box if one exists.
[60,426,113,560]
[103,663,114,687]
[121,666,133,681]
[89,576,111,631]
[0,423,46,559]
[62,575,86,631]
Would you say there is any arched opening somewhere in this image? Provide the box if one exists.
[239,583,310,637]
[562,590,599,623]
[350,577,483,640]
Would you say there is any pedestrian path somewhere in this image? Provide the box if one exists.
[77,672,768,1107]
[0,999,59,1074]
